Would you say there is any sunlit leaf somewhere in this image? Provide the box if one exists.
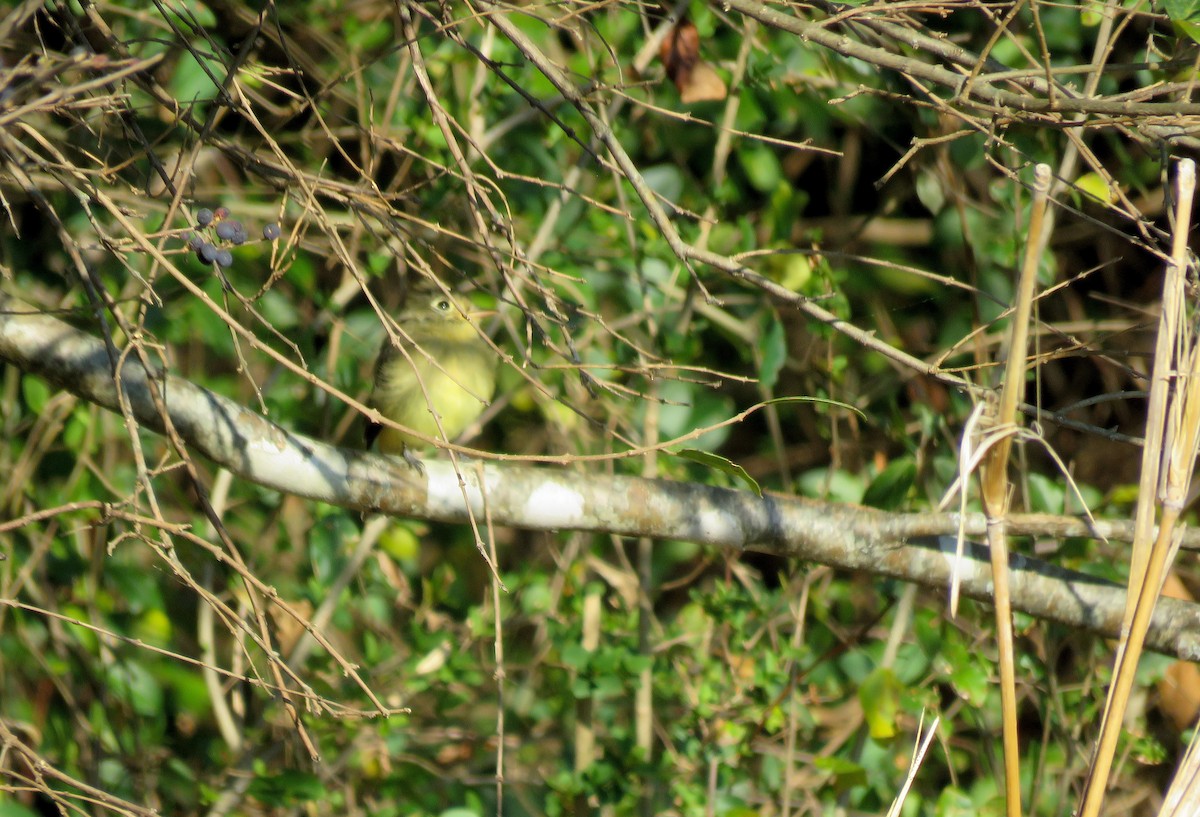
[673,448,762,496]
[858,666,901,740]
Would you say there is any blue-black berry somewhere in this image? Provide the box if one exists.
[199,242,218,262]
[196,208,214,227]
[215,249,234,267]
[262,223,281,240]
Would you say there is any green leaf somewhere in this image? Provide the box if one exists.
[345,16,394,51]
[798,467,866,503]
[739,144,782,193]
[1081,3,1104,25]
[949,658,990,706]
[672,449,762,497]
[657,380,735,452]
[0,802,41,817]
[623,653,653,674]
[916,169,946,214]
[1026,471,1066,514]
[862,457,916,510]
[169,47,224,104]
[1074,171,1113,204]
[378,522,420,562]
[770,252,812,291]
[247,771,326,807]
[259,289,300,331]
[642,165,685,204]
[761,395,866,419]
[934,787,978,817]
[812,755,867,791]
[560,643,590,671]
[591,674,624,698]
[1165,0,1200,25]
[63,405,91,451]
[1173,16,1200,44]
[858,666,901,740]
[758,315,787,391]
[1130,732,1169,764]
[519,580,553,615]
[21,376,49,414]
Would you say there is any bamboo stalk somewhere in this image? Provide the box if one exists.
[978,163,1052,817]
[1079,158,1197,817]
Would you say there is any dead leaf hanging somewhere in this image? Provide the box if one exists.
[659,18,727,104]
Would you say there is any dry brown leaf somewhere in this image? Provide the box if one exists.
[1158,573,1200,730]
[660,18,727,103]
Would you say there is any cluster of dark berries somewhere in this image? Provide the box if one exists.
[187,205,281,268]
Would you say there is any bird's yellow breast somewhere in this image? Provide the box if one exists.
[372,319,497,455]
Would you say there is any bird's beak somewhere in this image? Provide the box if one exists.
[467,309,497,320]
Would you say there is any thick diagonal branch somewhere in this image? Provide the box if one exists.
[3,296,1200,659]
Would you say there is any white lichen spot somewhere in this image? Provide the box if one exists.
[525,480,585,526]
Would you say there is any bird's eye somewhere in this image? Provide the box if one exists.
[435,299,451,312]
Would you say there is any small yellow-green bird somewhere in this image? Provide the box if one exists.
[367,291,498,467]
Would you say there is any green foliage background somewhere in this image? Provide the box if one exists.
[0,1,1193,815]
